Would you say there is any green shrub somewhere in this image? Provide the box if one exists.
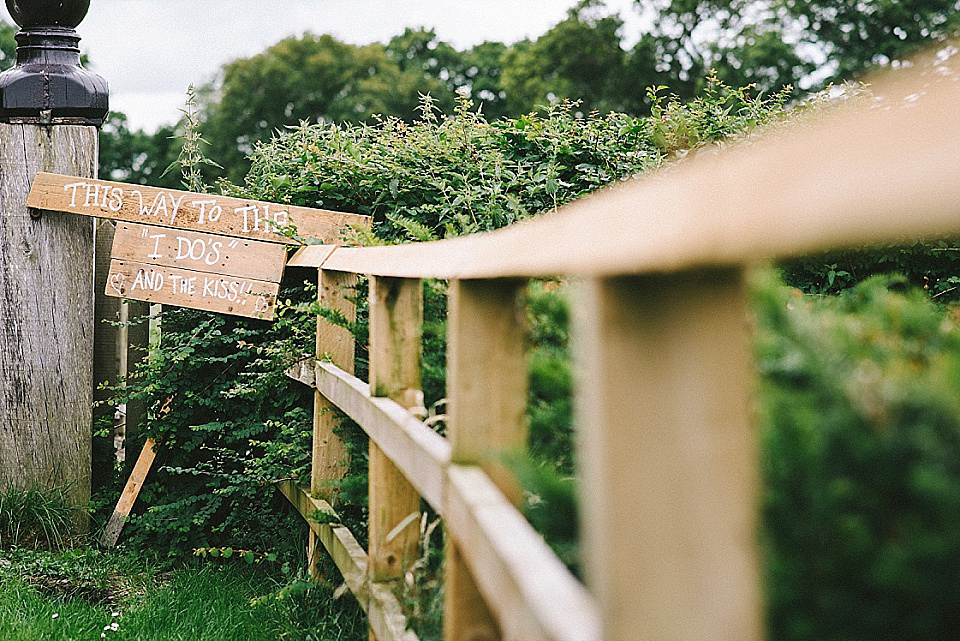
[754,272,960,640]
[113,82,949,641]
[110,82,787,558]
[781,242,960,300]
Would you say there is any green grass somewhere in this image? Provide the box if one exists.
[0,485,77,550]
[0,549,366,641]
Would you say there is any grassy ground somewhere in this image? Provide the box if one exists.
[0,548,366,641]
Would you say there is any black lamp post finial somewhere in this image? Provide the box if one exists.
[0,0,108,126]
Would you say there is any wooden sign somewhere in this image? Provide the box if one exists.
[27,173,372,320]
[107,223,284,320]
[111,222,286,282]
[27,172,370,244]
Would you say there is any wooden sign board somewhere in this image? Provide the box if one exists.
[111,222,286,282]
[107,223,284,320]
[28,173,372,320]
[107,259,279,319]
[27,172,370,244]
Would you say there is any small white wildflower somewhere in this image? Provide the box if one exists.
[112,612,119,617]
[110,622,119,631]
[101,635,106,639]
[104,624,111,630]
[51,613,58,619]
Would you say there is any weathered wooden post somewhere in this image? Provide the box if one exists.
[0,0,107,526]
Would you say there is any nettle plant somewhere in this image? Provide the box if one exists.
[104,81,960,640]
[109,83,792,561]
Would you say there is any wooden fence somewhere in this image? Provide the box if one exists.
[278,53,960,641]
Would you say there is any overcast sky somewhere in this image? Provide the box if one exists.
[0,0,642,132]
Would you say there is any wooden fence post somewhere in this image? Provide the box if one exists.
[445,279,528,641]
[93,219,122,490]
[575,269,762,641]
[120,300,150,467]
[368,277,423,577]
[367,277,423,592]
[368,276,424,641]
[0,1,107,527]
[310,269,357,575]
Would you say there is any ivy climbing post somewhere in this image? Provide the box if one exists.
[0,0,108,529]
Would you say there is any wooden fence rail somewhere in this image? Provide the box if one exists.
[281,54,960,641]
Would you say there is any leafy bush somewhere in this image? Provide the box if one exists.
[781,241,960,300]
[106,299,320,557]
[231,81,789,243]
[110,82,788,556]
[111,81,960,641]
[754,273,960,640]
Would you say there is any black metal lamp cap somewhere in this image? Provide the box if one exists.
[0,0,108,126]
[6,0,91,28]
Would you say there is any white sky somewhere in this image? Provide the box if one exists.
[0,0,643,132]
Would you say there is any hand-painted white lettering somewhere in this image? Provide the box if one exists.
[63,181,86,207]
[168,194,186,225]
[148,233,166,260]
[83,183,100,207]
[151,194,168,220]
[170,275,197,295]
[274,209,290,231]
[108,187,124,212]
[109,273,124,296]
[236,205,257,233]
[205,241,223,266]
[132,269,164,292]
[132,190,148,216]
[174,236,223,265]
[193,200,223,224]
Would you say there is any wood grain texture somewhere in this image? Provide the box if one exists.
[447,279,527,500]
[101,438,157,547]
[0,125,97,517]
[120,299,150,451]
[106,259,279,320]
[315,362,449,511]
[311,269,358,579]
[368,277,423,582]
[287,244,337,268]
[93,219,122,484]
[312,270,357,497]
[444,279,528,641]
[445,465,600,641]
[110,222,287,282]
[27,172,370,244]
[575,270,761,641]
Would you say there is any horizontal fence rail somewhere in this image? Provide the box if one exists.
[309,59,960,280]
[278,54,960,641]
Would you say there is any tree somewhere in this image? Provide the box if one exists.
[98,113,180,187]
[199,33,462,183]
[632,0,814,99]
[633,0,960,96]
[783,0,960,79]
[501,1,632,114]
[0,20,15,71]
